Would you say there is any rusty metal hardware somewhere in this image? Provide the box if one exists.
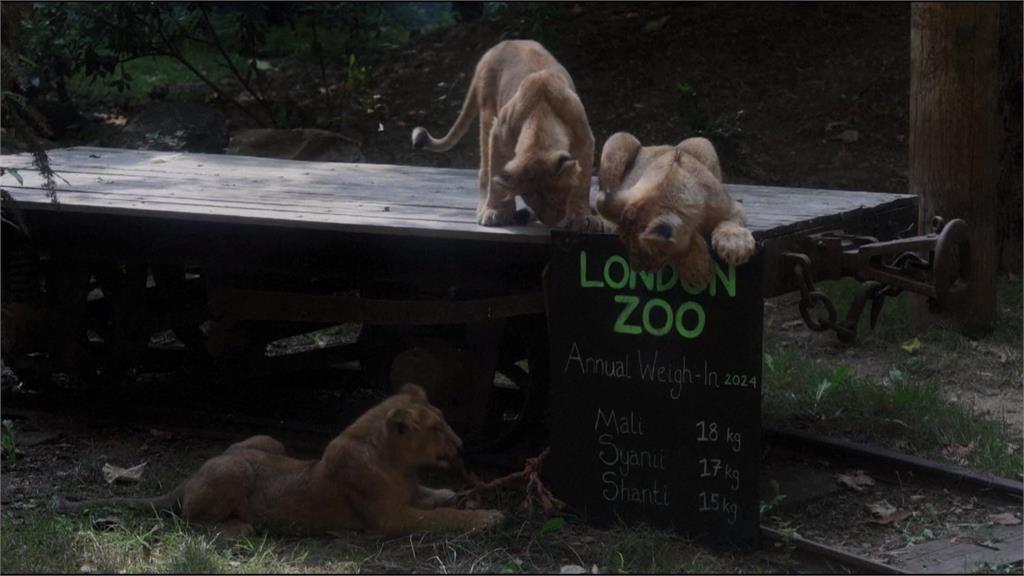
[783,217,970,342]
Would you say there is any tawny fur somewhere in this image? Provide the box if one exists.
[596,133,756,285]
[411,40,603,230]
[56,385,503,537]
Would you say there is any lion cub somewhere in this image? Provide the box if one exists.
[57,385,503,537]
[596,132,756,285]
[412,40,599,229]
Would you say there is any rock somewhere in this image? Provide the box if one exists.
[228,128,364,163]
[104,102,228,153]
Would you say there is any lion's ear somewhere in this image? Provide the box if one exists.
[598,132,642,195]
[398,383,428,402]
[386,407,418,436]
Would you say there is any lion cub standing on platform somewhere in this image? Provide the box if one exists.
[596,133,755,285]
[57,385,503,537]
[412,40,599,230]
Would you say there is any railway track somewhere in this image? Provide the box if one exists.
[3,383,1021,574]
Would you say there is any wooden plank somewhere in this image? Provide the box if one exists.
[1,173,866,232]
[0,147,915,244]
[0,150,907,222]
[3,185,551,243]
[0,146,912,214]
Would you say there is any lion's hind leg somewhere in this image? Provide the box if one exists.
[180,457,252,528]
[675,137,722,181]
[227,435,286,455]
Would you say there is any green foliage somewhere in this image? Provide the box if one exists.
[500,557,525,574]
[539,516,566,535]
[12,3,458,125]
[763,345,1023,478]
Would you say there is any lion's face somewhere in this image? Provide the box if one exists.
[492,150,583,226]
[385,384,463,469]
[613,198,688,273]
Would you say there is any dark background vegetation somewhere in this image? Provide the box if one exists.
[2,1,1020,272]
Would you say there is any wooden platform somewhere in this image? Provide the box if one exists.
[0,147,913,245]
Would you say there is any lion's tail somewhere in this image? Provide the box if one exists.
[411,77,479,152]
[53,480,187,516]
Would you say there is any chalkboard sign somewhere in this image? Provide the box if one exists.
[545,230,763,547]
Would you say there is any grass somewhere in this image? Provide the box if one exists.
[763,346,1022,477]
[0,513,78,573]
[763,276,1023,479]
[1,510,359,574]
[1,509,786,574]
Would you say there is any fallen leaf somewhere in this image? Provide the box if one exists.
[941,441,976,464]
[866,500,896,517]
[644,16,670,31]
[102,462,146,484]
[836,129,859,143]
[976,540,1000,550]
[560,565,587,574]
[782,319,805,329]
[989,512,1022,526]
[900,337,922,353]
[910,494,926,503]
[836,469,875,492]
[864,500,911,525]
[92,516,122,531]
[149,429,177,440]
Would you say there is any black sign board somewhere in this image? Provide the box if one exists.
[545,231,763,547]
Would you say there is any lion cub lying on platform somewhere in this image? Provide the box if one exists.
[58,385,503,536]
[596,133,755,285]
[412,40,601,230]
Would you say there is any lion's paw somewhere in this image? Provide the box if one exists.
[431,488,457,508]
[566,213,615,233]
[478,207,515,226]
[712,224,755,265]
[473,509,505,530]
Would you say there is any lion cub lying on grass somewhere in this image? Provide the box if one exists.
[596,133,755,285]
[412,40,600,230]
[58,384,503,536]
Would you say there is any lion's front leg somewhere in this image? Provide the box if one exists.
[673,234,714,287]
[413,485,456,509]
[478,122,516,226]
[374,507,504,536]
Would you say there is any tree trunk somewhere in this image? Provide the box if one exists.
[910,3,1000,334]
[997,2,1022,274]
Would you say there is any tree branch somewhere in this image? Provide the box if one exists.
[198,5,277,127]
[150,9,266,127]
